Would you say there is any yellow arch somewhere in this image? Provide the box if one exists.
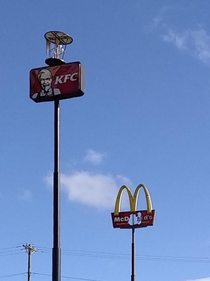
[114,184,153,215]
[114,185,133,215]
[133,184,153,213]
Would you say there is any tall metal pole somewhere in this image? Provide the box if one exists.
[52,43,61,281]
[52,98,61,281]
[131,227,135,281]
[30,31,76,281]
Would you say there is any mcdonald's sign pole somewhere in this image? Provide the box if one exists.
[131,227,135,281]
[111,184,155,281]
[30,31,84,281]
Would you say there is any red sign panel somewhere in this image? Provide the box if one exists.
[30,61,84,102]
[111,210,155,229]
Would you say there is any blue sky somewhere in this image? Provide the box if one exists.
[1,1,210,281]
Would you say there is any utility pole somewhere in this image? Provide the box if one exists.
[23,244,37,281]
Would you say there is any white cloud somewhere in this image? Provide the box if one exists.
[60,171,131,209]
[45,149,134,209]
[152,7,210,66]
[162,28,210,65]
[115,175,133,187]
[162,29,188,50]
[186,277,210,281]
[84,149,105,165]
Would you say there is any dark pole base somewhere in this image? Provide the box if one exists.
[52,247,61,281]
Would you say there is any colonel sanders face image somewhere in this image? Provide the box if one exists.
[39,69,53,93]
[31,68,61,100]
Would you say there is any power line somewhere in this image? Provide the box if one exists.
[0,272,27,279]
[0,246,24,256]
[33,272,101,281]
[0,272,101,281]
[0,251,24,257]
[37,246,210,263]
[0,246,21,250]
[0,245,209,264]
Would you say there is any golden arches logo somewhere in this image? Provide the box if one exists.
[114,184,153,216]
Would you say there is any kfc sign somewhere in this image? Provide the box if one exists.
[30,61,84,102]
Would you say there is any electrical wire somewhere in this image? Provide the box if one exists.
[0,272,27,279]
[0,246,24,257]
[0,246,209,281]
[36,246,210,263]
[0,245,210,263]
[33,272,101,281]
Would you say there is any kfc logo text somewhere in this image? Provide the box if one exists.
[54,73,78,84]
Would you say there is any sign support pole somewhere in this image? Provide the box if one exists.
[52,42,61,281]
[52,97,60,281]
[131,221,135,281]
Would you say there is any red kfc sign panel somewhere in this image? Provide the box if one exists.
[30,61,84,102]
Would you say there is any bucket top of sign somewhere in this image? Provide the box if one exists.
[45,31,73,66]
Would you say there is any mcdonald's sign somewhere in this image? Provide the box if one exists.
[111,184,155,229]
